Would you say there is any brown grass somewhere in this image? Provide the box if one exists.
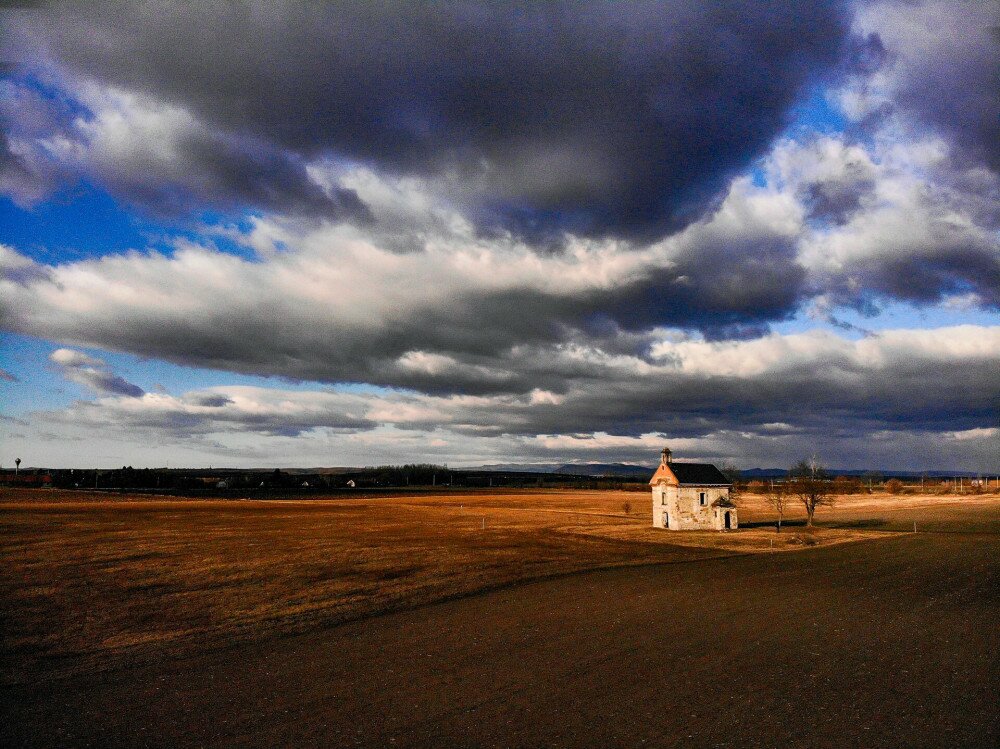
[2,487,996,685]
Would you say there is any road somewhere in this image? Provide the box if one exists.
[4,532,998,748]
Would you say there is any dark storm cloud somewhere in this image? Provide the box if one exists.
[56,366,145,398]
[0,74,367,220]
[42,387,380,439]
[507,355,1000,439]
[877,0,1000,172]
[97,125,370,222]
[607,236,806,337]
[47,273,802,397]
[49,348,145,397]
[33,329,1000,467]
[816,151,1000,312]
[849,246,1000,309]
[186,393,233,408]
[0,131,37,201]
[6,0,852,238]
[0,80,78,204]
[75,370,145,398]
[802,168,876,225]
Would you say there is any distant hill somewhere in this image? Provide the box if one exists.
[475,463,563,473]
[741,467,987,479]
[477,464,992,480]
[554,463,655,477]
[476,462,653,477]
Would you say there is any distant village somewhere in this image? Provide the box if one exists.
[0,464,647,494]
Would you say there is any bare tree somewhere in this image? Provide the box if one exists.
[721,463,743,505]
[766,482,790,532]
[788,459,835,527]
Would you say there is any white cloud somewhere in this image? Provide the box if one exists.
[649,326,1000,378]
[48,347,144,397]
[50,348,104,368]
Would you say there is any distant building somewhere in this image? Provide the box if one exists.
[0,470,52,487]
[649,447,736,531]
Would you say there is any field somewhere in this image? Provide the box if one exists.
[2,488,998,747]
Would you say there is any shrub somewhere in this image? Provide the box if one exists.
[885,479,904,495]
[834,476,864,494]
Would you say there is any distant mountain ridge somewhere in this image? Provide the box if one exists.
[476,462,654,477]
[555,463,654,477]
[476,463,992,479]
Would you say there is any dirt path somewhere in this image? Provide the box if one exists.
[4,531,997,748]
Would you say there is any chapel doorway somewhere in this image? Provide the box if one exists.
[724,512,731,529]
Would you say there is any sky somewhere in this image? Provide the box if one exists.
[0,0,997,471]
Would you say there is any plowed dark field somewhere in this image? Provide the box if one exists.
[4,525,998,747]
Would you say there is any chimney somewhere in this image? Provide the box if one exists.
[661,446,673,465]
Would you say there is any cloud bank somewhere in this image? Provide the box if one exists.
[1,1,997,469]
[2,0,854,239]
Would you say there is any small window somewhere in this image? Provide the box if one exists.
[699,492,706,506]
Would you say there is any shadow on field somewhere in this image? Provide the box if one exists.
[741,518,890,530]
[828,518,890,529]
[740,519,808,529]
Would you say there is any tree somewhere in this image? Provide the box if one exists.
[862,470,883,493]
[721,463,743,504]
[788,459,835,527]
[885,478,904,495]
[766,482,790,532]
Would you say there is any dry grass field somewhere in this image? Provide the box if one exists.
[2,487,996,687]
[1,487,998,747]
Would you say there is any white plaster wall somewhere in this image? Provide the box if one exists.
[652,484,735,530]
[651,485,676,528]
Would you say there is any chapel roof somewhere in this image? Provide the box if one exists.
[649,461,732,486]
